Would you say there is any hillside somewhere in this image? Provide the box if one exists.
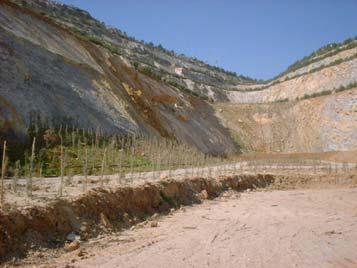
[0,0,356,155]
[10,0,356,104]
[0,0,238,155]
[216,89,357,153]
[1,1,357,265]
[8,0,259,102]
[226,50,357,103]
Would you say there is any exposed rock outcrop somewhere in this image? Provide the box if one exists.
[0,0,356,154]
[216,89,357,153]
[0,0,237,154]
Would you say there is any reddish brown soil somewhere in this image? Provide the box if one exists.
[0,174,274,262]
[17,186,357,268]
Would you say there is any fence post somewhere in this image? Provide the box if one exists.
[82,144,88,192]
[168,142,173,178]
[130,137,135,183]
[152,138,157,181]
[58,144,65,197]
[1,141,7,208]
[100,147,107,187]
[27,137,36,197]
[118,137,124,185]
[13,160,20,193]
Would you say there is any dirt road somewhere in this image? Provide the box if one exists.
[41,187,357,268]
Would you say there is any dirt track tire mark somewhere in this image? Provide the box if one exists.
[19,187,357,268]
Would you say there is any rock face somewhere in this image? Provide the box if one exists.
[216,89,357,153]
[226,57,357,103]
[0,0,356,154]
[0,0,237,154]
[6,0,259,102]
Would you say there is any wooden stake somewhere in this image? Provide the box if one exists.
[118,136,124,184]
[168,142,173,178]
[100,147,107,187]
[156,142,161,180]
[83,144,88,192]
[1,141,7,208]
[58,144,64,197]
[151,138,156,180]
[13,160,20,193]
[129,136,135,182]
[27,137,36,197]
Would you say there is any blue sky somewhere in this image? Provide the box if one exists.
[58,0,357,80]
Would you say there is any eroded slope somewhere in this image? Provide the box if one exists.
[0,1,236,154]
[227,48,357,103]
[216,89,357,153]
[1,0,356,154]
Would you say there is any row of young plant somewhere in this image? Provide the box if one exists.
[0,126,221,200]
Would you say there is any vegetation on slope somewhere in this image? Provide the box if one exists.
[231,49,357,92]
[278,37,357,79]
[5,0,356,105]
[297,81,357,100]
[0,115,212,181]
[10,0,258,87]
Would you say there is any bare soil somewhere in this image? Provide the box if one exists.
[18,186,357,268]
[1,170,355,268]
[235,150,357,163]
[0,173,277,262]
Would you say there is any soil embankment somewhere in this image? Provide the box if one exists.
[51,187,357,268]
[1,172,356,265]
[0,174,274,261]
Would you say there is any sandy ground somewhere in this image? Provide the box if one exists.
[31,187,357,268]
